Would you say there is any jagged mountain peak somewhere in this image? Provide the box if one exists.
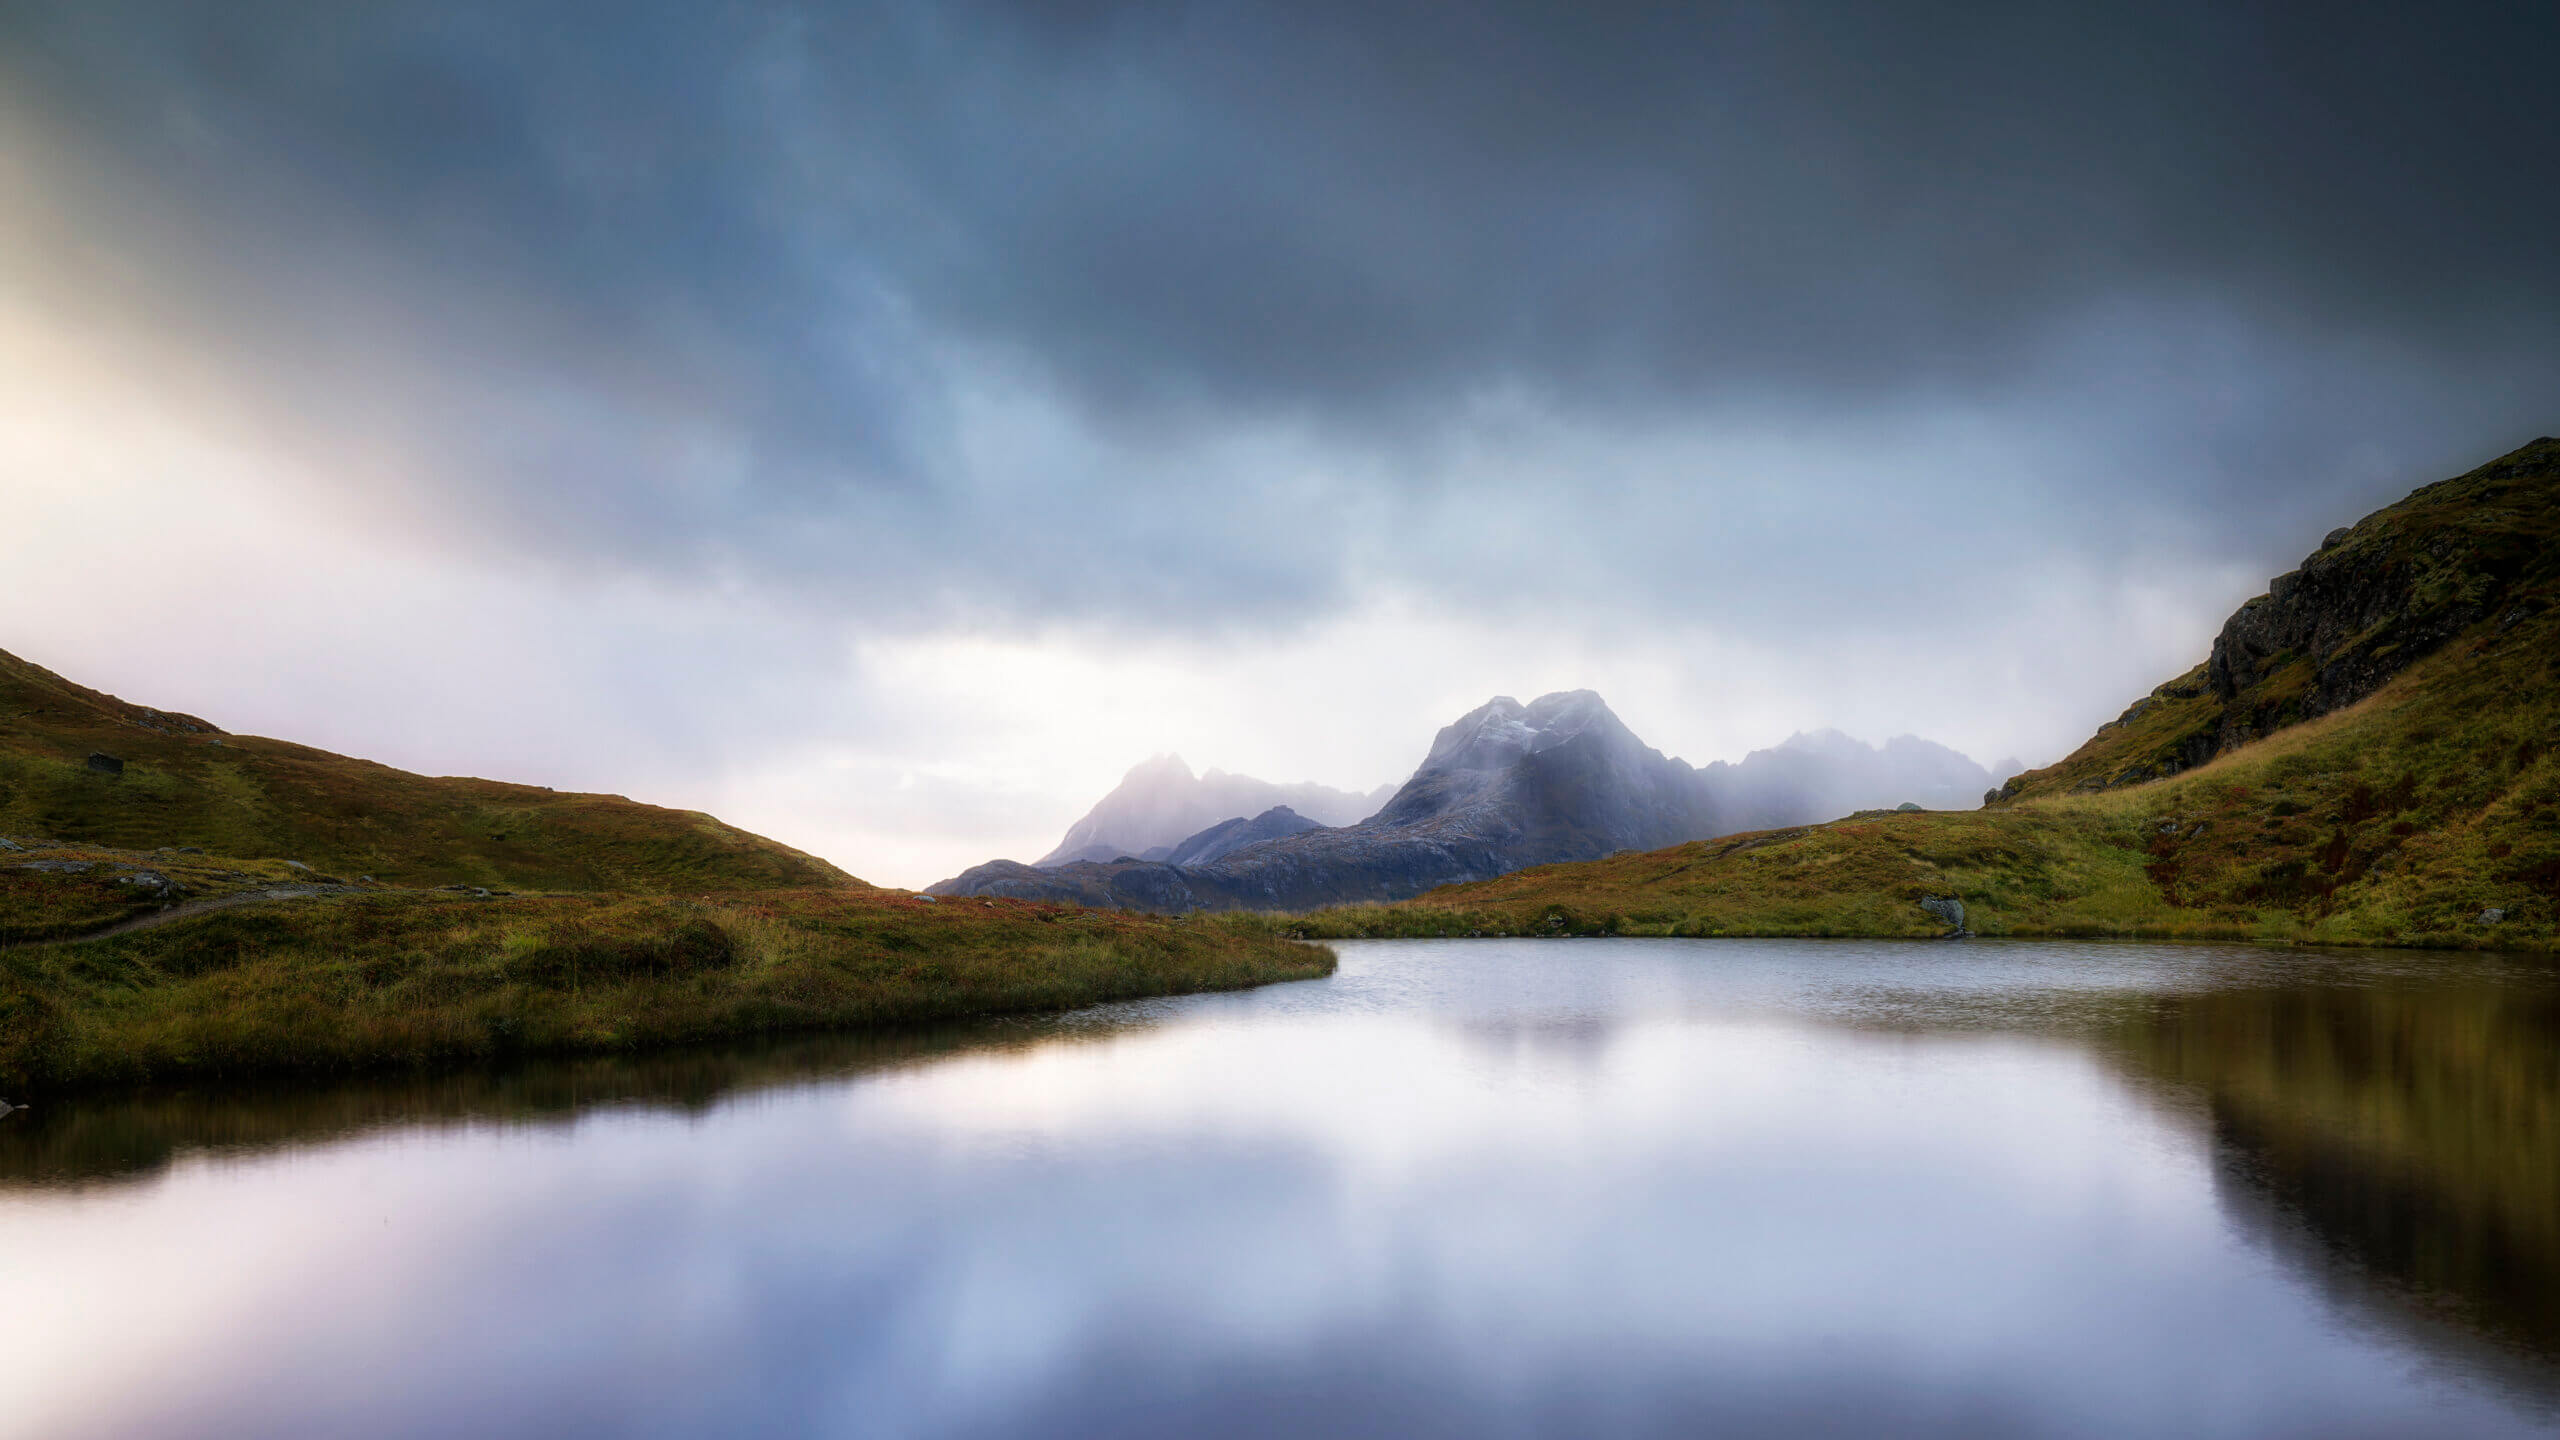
[1034,753,1388,867]
[949,685,1996,911]
[1771,728,1865,758]
[1418,689,1630,775]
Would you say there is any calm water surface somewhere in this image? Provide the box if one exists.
[3,938,2557,1438]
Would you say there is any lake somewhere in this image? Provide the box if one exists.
[3,937,2556,1438]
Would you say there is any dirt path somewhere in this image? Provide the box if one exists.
[2,886,336,950]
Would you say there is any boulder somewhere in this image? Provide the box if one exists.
[1918,895,1969,935]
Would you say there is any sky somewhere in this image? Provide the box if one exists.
[2,1,2555,888]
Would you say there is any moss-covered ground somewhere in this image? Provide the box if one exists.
[0,875,1330,1092]
[0,645,850,893]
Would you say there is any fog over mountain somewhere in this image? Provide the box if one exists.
[1707,731,1996,830]
[937,691,1994,910]
[1160,807,1330,868]
[1036,757,1392,866]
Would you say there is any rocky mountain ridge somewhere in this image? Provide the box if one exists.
[934,692,1992,911]
[1161,806,1327,866]
[1036,755,1393,866]
[1393,435,2560,953]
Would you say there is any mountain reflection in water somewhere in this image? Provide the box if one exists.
[0,939,2555,1440]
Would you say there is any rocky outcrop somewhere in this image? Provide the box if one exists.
[1995,436,2560,802]
[2204,457,2536,748]
[1918,895,1969,936]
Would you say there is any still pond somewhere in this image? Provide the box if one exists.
[2,937,2556,1438]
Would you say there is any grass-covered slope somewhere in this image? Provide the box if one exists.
[0,881,1330,1090]
[1282,439,2560,951]
[2002,436,2558,800]
[0,653,1337,1092]
[0,646,850,892]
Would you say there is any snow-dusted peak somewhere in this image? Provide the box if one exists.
[1417,690,1628,774]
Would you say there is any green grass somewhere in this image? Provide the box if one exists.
[1265,442,2560,953]
[0,885,1332,1091]
[2007,436,2560,798]
[0,646,851,892]
[1268,615,2557,950]
[0,648,1342,1094]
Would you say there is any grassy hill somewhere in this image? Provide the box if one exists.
[0,651,1333,1091]
[0,879,1330,1091]
[1278,438,2560,952]
[0,646,850,892]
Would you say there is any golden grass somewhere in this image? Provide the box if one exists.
[0,886,1333,1091]
[1266,595,2559,952]
[0,646,852,892]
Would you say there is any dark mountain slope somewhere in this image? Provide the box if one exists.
[933,692,1703,909]
[938,690,2003,912]
[1162,806,1328,866]
[1995,436,2559,801]
[941,691,1802,910]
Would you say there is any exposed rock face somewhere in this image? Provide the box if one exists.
[935,691,1997,912]
[2209,507,2506,742]
[1918,895,1967,934]
[1036,755,1393,867]
[1996,436,2560,801]
[937,691,1711,911]
[1161,806,1328,867]
[1365,691,1717,856]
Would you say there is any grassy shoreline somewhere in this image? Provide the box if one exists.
[0,884,1333,1094]
[1256,574,2558,954]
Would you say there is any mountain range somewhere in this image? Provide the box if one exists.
[1036,757,1392,865]
[932,694,1995,911]
[1355,436,2558,951]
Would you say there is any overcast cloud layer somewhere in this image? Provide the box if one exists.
[3,2,2555,884]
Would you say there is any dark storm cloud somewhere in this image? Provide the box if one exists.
[4,0,2556,628]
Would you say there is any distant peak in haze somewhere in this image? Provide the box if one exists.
[942,687,1998,909]
[1036,759,1392,867]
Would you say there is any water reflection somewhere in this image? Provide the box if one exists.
[0,939,2553,1440]
[2108,972,2560,1370]
[0,1022,1084,1190]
